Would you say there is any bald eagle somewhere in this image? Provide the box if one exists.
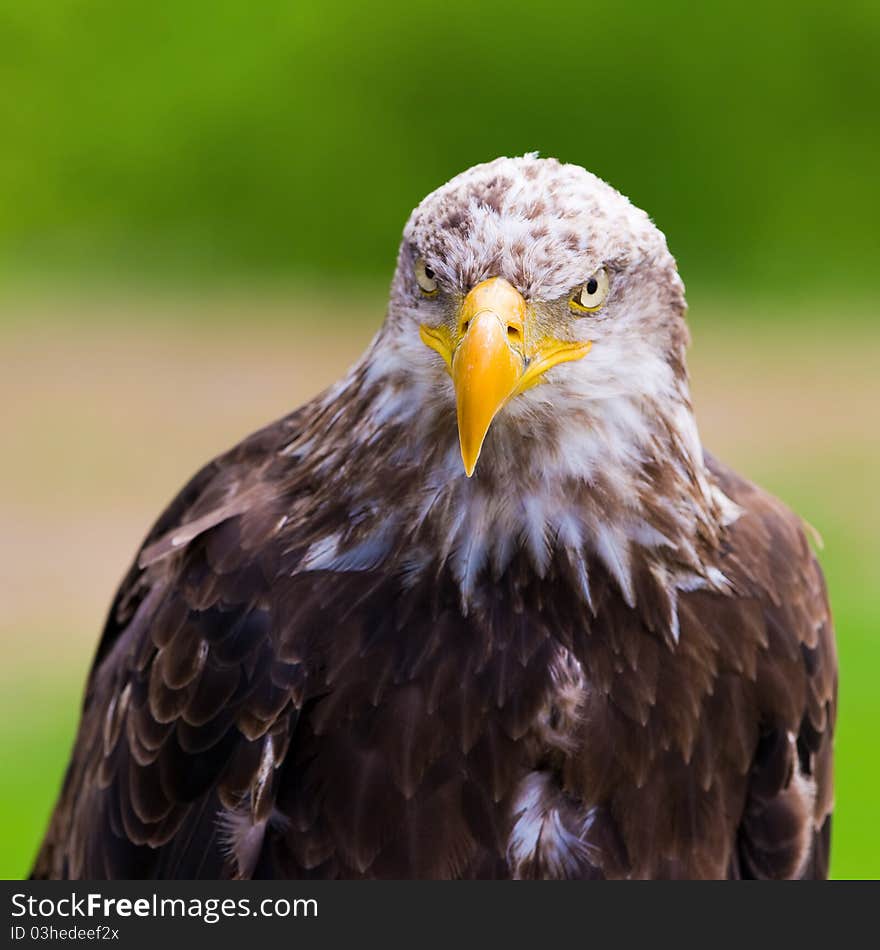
[33,156,836,880]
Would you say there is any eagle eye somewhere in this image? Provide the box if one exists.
[415,258,439,296]
[570,268,610,313]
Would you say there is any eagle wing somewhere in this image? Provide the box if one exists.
[32,410,307,879]
[706,456,837,879]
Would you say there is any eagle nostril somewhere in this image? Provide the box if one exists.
[507,324,523,343]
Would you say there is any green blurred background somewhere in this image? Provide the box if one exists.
[1,1,877,878]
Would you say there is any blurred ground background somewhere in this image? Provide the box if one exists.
[1,1,878,878]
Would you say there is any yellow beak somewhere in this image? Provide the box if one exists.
[420,277,593,477]
[453,305,523,477]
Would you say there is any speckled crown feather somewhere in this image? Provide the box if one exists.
[403,154,680,303]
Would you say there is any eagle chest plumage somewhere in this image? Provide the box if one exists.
[33,453,833,879]
[33,155,836,879]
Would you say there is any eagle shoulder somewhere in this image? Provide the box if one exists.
[32,409,306,879]
[706,453,837,878]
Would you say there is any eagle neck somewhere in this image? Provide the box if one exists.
[287,355,734,639]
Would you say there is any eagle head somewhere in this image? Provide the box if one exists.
[312,155,728,605]
[383,154,690,478]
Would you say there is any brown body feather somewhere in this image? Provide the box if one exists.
[32,408,836,879]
